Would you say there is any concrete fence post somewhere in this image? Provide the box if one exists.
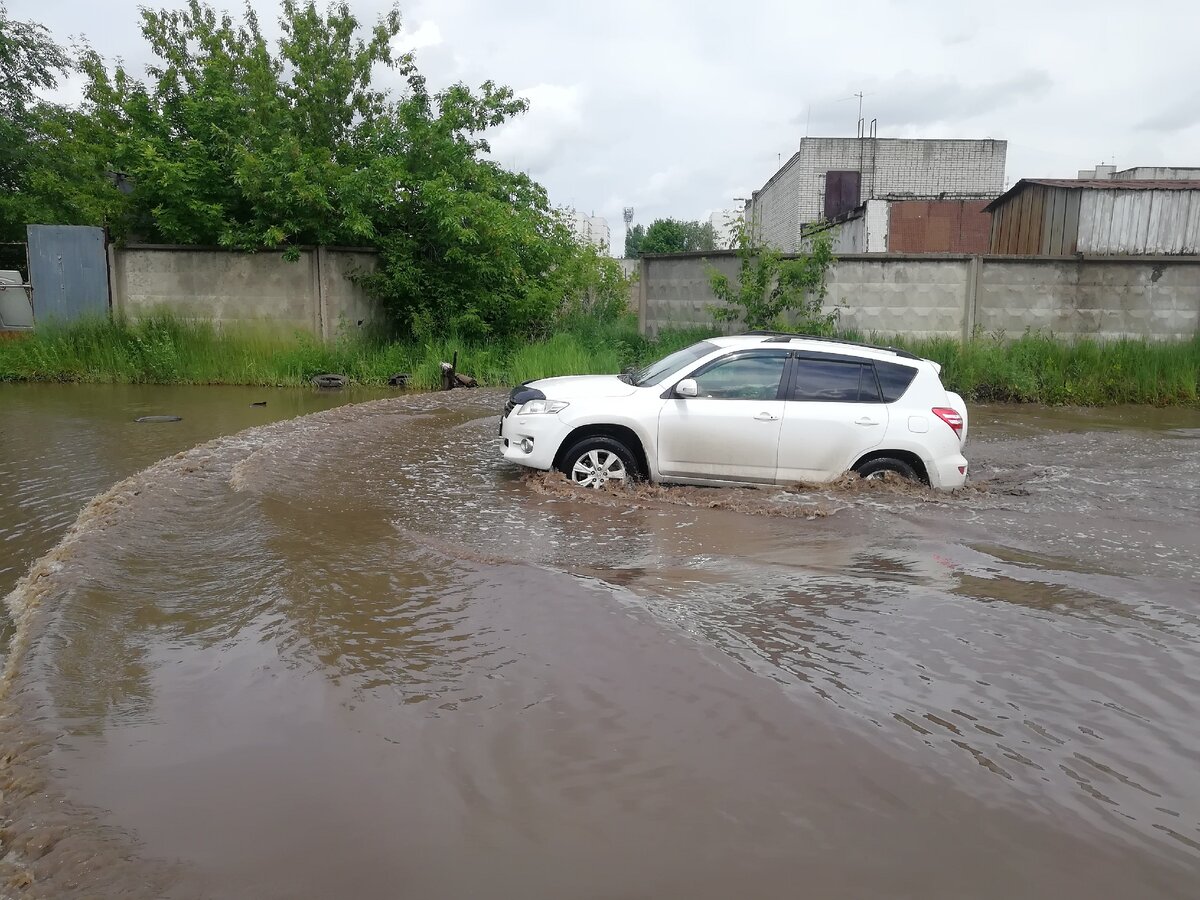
[107,243,123,316]
[317,246,333,341]
[638,257,648,335]
[962,255,981,342]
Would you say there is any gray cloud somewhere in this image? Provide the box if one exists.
[846,70,1053,131]
[1137,91,1200,132]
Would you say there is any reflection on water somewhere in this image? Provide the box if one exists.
[2,387,1199,898]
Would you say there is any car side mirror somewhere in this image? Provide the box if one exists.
[675,378,698,398]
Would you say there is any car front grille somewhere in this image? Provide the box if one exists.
[503,397,517,418]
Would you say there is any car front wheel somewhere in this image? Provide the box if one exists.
[559,436,640,489]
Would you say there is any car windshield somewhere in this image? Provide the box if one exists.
[630,340,719,387]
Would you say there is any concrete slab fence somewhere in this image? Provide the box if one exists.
[637,251,1200,342]
[107,244,379,339]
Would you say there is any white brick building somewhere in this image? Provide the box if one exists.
[566,210,611,250]
[708,208,743,249]
[745,137,1007,252]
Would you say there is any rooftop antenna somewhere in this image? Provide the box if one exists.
[622,207,634,227]
[839,90,874,136]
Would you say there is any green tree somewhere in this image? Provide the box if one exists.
[624,222,645,258]
[634,217,716,255]
[74,0,401,248]
[54,0,601,339]
[0,2,73,240]
[708,221,838,333]
[355,73,581,340]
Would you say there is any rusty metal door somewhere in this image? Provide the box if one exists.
[824,171,861,221]
[26,225,109,322]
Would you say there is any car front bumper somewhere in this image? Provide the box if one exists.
[499,409,570,471]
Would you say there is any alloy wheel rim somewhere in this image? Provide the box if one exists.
[571,449,626,488]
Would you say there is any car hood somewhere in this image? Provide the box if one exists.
[527,374,638,399]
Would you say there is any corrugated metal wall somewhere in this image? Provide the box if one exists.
[988,186,1080,255]
[1077,190,1200,255]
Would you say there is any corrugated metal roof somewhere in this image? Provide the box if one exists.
[984,178,1200,211]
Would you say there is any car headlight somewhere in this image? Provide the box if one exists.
[517,399,569,415]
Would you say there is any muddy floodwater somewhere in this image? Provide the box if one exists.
[1,384,1198,898]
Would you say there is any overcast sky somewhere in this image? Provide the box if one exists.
[12,0,1200,253]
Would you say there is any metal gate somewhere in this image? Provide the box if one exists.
[26,225,110,322]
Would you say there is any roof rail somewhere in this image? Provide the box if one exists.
[737,330,921,361]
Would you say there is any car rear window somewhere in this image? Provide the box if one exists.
[791,359,880,403]
[873,360,919,403]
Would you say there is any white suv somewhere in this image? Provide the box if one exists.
[499,332,969,490]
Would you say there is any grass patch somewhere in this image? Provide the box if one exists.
[893,332,1200,406]
[1,315,1197,405]
[0,314,700,391]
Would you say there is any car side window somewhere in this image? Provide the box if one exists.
[790,359,881,402]
[690,354,787,401]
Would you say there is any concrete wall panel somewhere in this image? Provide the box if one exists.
[827,257,967,339]
[111,246,380,336]
[642,251,1200,342]
[320,249,379,338]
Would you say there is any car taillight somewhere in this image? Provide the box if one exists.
[932,407,963,439]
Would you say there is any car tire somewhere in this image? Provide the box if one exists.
[856,457,923,484]
[559,436,641,488]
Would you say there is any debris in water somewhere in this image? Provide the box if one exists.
[134,415,182,423]
[250,401,267,407]
[438,352,476,390]
[440,354,458,391]
[311,374,348,390]
[387,373,411,387]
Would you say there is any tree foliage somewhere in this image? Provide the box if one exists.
[633,217,716,255]
[708,222,838,334]
[624,223,645,258]
[0,2,74,240]
[4,1,627,340]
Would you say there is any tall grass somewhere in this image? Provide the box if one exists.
[894,332,1200,406]
[0,314,663,391]
[1,314,1197,405]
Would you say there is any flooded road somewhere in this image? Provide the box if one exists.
[1,386,1198,898]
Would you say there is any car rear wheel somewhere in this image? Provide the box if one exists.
[559,436,640,488]
[856,457,921,483]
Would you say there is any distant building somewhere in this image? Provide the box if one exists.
[985,179,1200,255]
[708,209,743,249]
[566,210,610,249]
[745,136,1007,252]
[1078,164,1200,181]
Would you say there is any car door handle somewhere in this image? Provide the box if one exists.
[854,417,881,426]
[754,412,779,421]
